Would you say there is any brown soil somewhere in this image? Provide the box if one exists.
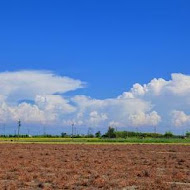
[0,144,189,190]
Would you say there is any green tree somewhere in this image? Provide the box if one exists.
[186,131,190,138]
[105,127,116,138]
[164,131,173,138]
[61,132,67,137]
[95,131,101,138]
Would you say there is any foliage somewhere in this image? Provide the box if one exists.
[164,131,174,138]
[114,131,164,138]
[0,137,190,144]
[95,131,101,138]
[102,127,116,138]
[85,134,94,138]
[186,131,190,138]
[1,128,189,142]
[61,132,67,137]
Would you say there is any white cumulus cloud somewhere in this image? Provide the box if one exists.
[0,70,84,104]
[171,110,190,127]
[0,71,190,133]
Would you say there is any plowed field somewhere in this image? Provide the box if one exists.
[0,144,189,189]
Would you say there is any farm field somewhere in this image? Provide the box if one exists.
[0,144,189,189]
[0,137,190,144]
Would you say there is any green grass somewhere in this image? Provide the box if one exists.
[0,137,190,144]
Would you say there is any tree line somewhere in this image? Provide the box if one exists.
[1,127,190,138]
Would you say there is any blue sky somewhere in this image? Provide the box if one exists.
[1,0,190,98]
[0,0,190,134]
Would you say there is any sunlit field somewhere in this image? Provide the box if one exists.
[0,137,190,144]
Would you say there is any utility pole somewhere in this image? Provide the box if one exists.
[71,123,74,140]
[3,123,5,137]
[154,126,157,134]
[108,126,111,138]
[74,125,77,136]
[27,128,30,136]
[43,125,46,136]
[136,127,138,138]
[18,119,21,140]
[88,127,93,137]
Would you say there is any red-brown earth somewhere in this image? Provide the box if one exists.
[0,144,189,190]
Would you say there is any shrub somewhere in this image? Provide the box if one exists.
[164,131,174,138]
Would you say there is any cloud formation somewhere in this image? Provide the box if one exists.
[0,71,190,133]
[0,70,84,104]
[171,110,190,127]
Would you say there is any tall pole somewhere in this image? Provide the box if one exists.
[72,123,74,140]
[154,126,157,134]
[3,124,5,137]
[43,125,46,136]
[27,128,30,136]
[136,127,138,138]
[18,119,21,140]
